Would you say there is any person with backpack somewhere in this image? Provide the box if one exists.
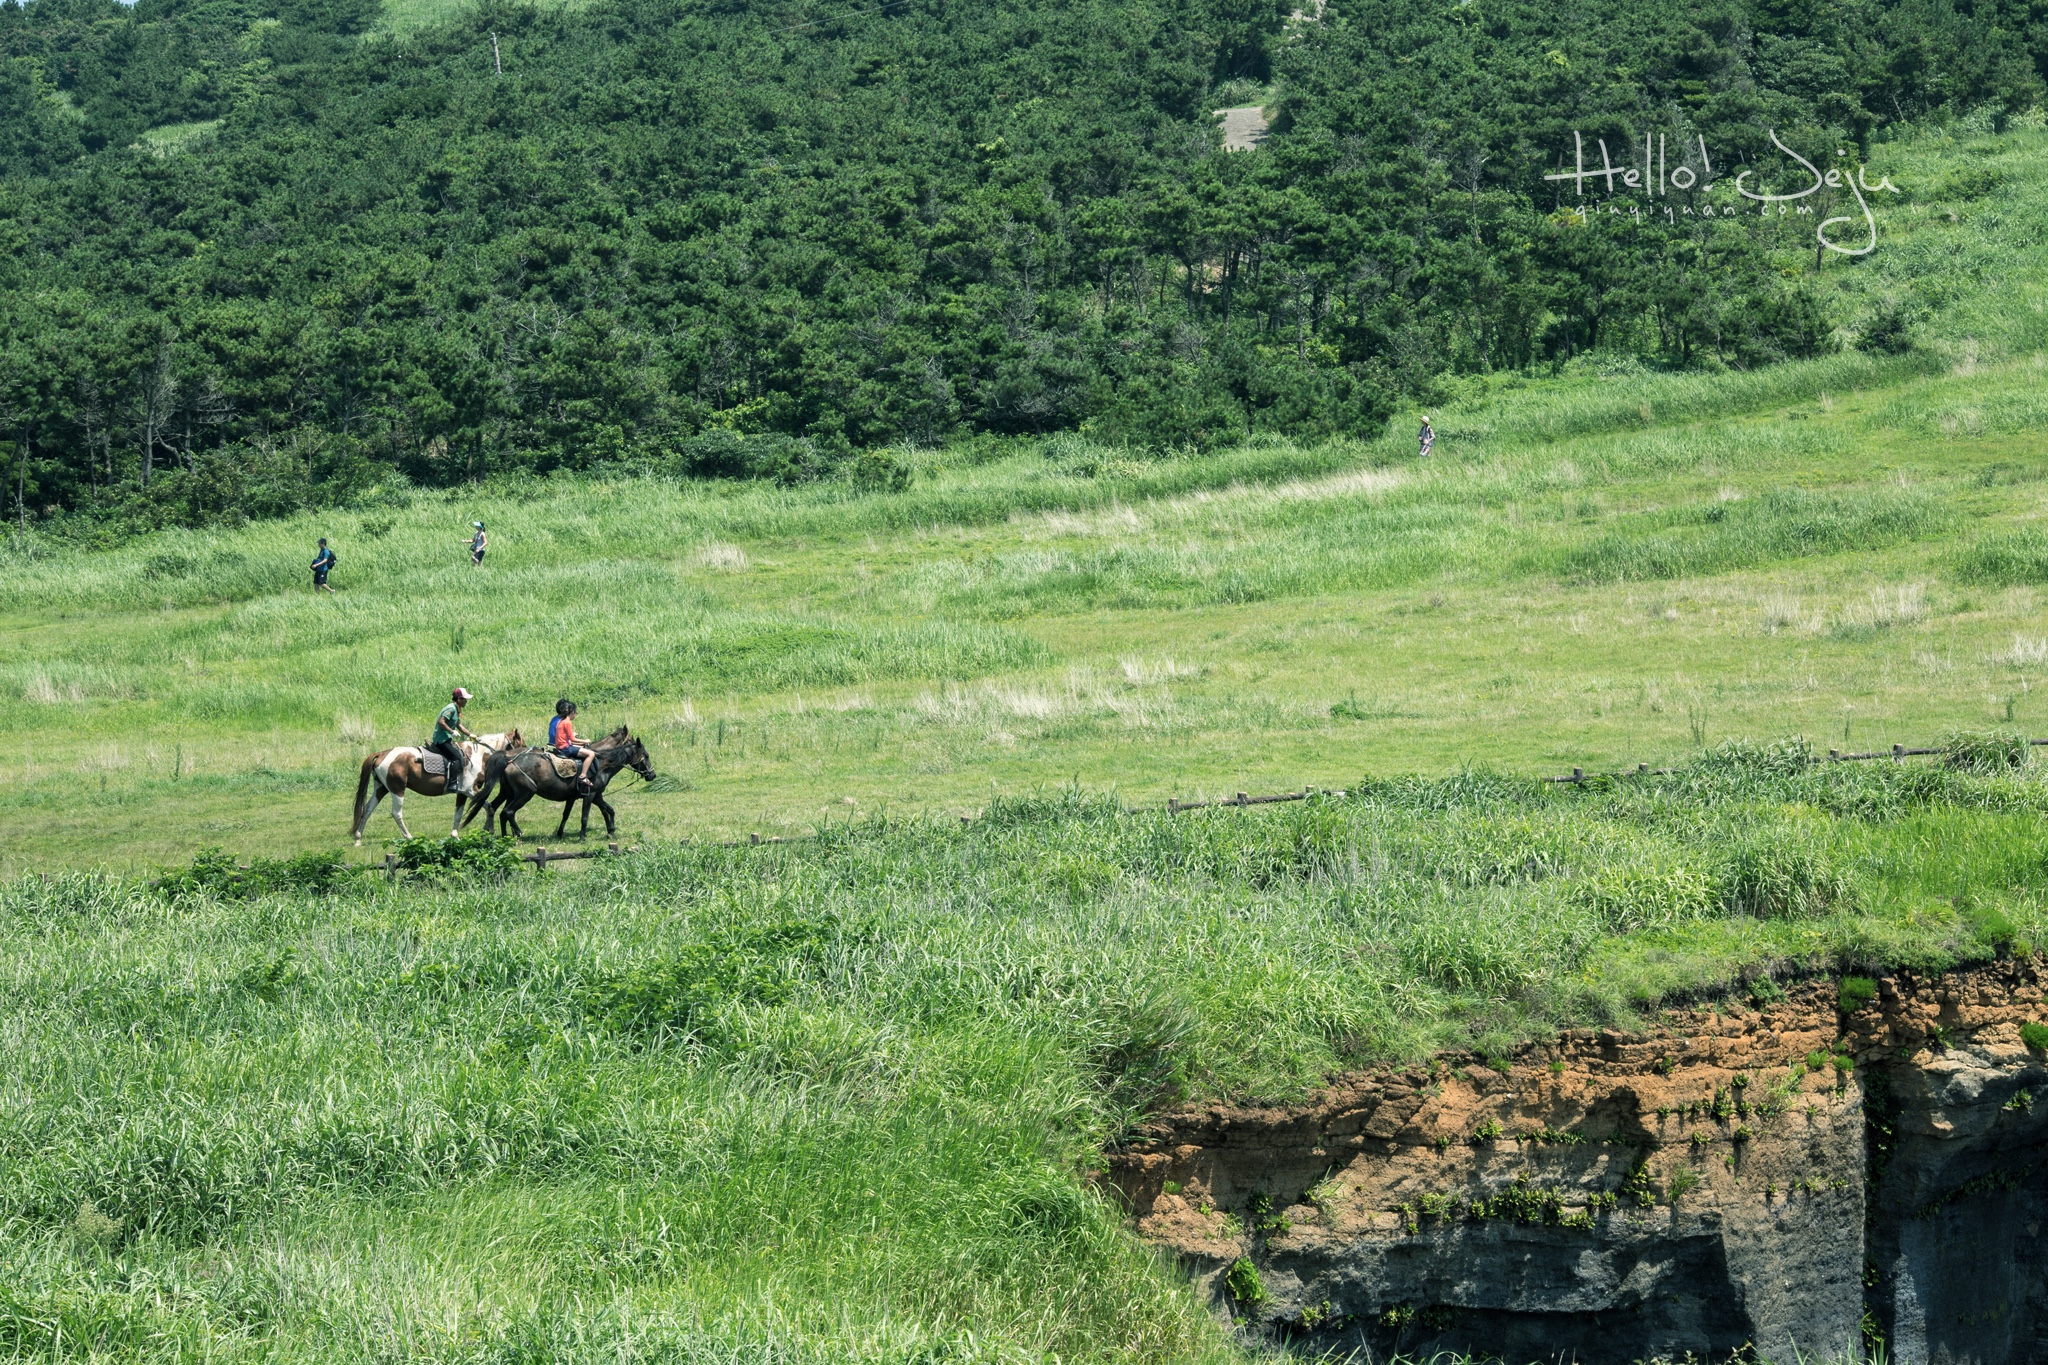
[311,538,337,593]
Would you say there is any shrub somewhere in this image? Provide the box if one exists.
[1225,1256,1267,1305]
[159,847,352,900]
[1856,301,1917,355]
[1962,902,2023,953]
[846,448,914,492]
[1839,976,1878,1013]
[391,832,521,880]
[672,428,832,485]
[2021,1022,2048,1051]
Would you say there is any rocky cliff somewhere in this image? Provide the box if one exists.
[1105,962,2048,1363]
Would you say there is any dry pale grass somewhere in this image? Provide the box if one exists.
[1998,635,2048,667]
[1118,656,1199,686]
[1026,465,1406,539]
[694,541,750,572]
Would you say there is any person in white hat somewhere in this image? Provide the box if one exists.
[429,687,481,793]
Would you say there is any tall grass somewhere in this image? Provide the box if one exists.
[4,759,2047,1358]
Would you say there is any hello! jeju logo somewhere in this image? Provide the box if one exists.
[1546,129,1902,256]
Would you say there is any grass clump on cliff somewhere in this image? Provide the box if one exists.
[8,755,2048,1358]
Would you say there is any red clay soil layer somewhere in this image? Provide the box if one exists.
[1103,961,2048,1364]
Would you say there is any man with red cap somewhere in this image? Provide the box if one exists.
[429,687,481,794]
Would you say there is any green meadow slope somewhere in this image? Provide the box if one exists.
[3,126,2048,874]
[3,120,2048,1365]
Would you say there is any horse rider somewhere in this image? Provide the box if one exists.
[430,687,481,794]
[549,698,598,794]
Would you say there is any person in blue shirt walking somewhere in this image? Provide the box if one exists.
[311,538,337,593]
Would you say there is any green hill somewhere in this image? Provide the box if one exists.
[4,0,2046,524]
[4,121,2048,872]
[7,0,2048,1355]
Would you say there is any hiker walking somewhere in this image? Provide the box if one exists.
[1418,415,1435,459]
[466,521,488,567]
[311,537,337,593]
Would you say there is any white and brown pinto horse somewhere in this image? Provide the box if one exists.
[351,731,521,845]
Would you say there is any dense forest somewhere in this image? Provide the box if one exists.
[0,0,2042,529]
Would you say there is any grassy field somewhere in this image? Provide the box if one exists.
[3,122,2048,1362]
[9,760,2048,1363]
[4,126,2048,876]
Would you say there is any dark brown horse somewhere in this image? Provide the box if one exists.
[487,727,655,840]
[458,735,531,831]
[351,730,521,845]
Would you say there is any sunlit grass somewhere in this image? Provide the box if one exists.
[5,762,2048,1358]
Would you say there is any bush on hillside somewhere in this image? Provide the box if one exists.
[391,832,522,880]
[159,848,352,900]
[1724,289,1839,368]
[847,448,915,492]
[670,429,834,486]
[1857,301,1918,354]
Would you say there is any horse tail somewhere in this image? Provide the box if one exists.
[353,753,378,828]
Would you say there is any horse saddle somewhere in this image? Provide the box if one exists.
[546,753,582,780]
[418,751,449,779]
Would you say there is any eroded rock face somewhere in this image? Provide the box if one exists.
[1105,964,2048,1363]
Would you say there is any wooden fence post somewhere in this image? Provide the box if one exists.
[1893,744,1904,762]
[1572,767,1583,783]
[608,842,619,855]
[384,853,395,883]
[536,846,547,869]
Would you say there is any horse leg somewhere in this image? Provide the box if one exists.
[500,789,529,840]
[355,787,386,846]
[554,798,574,839]
[391,790,413,839]
[593,794,616,839]
[449,793,465,836]
[460,776,494,830]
